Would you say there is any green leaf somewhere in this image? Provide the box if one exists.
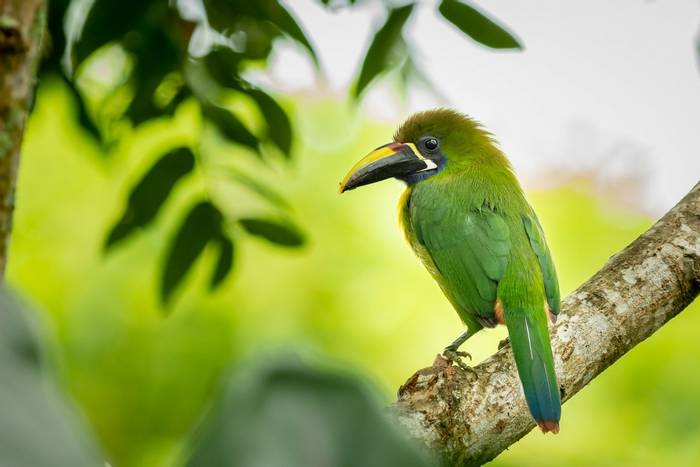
[202,0,317,64]
[354,3,415,97]
[438,0,522,50]
[202,1,279,60]
[210,236,235,290]
[186,360,436,467]
[161,201,223,303]
[125,29,182,125]
[202,103,260,152]
[0,290,103,467]
[257,1,318,65]
[227,168,290,209]
[106,147,195,249]
[239,218,305,247]
[70,0,152,69]
[248,90,293,156]
[202,47,242,89]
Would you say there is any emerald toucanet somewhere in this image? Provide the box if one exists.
[339,109,561,433]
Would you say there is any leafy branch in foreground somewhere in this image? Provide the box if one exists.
[34,0,524,304]
[354,0,522,97]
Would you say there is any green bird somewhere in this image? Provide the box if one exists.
[339,109,561,433]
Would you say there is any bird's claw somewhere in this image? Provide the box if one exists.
[442,349,478,378]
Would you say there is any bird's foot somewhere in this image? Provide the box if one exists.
[442,349,477,378]
[498,337,509,350]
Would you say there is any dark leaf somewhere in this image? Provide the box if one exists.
[106,147,195,248]
[248,90,293,156]
[0,290,103,467]
[256,1,318,65]
[70,0,153,69]
[202,1,279,60]
[202,103,260,152]
[438,0,522,50]
[198,49,293,156]
[239,218,304,247]
[202,0,317,63]
[354,3,415,97]
[210,236,235,290]
[161,202,223,303]
[125,29,182,125]
[186,360,436,467]
[227,168,290,209]
[40,0,71,73]
[203,47,243,89]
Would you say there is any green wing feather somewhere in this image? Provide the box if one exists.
[522,212,560,315]
[411,201,511,322]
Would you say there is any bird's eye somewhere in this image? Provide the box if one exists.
[424,138,439,151]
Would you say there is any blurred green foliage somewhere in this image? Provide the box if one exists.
[187,360,434,467]
[8,81,700,466]
[3,1,698,466]
[38,0,520,302]
[0,291,102,467]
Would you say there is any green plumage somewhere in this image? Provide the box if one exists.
[396,109,561,430]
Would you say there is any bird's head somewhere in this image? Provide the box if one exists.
[339,108,499,193]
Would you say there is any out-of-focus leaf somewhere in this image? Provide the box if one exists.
[256,1,318,65]
[202,0,317,63]
[210,235,235,290]
[203,47,242,89]
[239,218,304,247]
[125,29,182,125]
[248,90,293,157]
[227,168,290,209]
[202,103,260,152]
[161,201,222,303]
[354,3,415,97]
[70,0,153,69]
[186,360,436,467]
[202,1,279,60]
[41,0,71,72]
[199,48,293,156]
[438,0,522,50]
[106,147,195,248]
[0,290,103,467]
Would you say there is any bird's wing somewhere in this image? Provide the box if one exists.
[412,204,511,321]
[522,212,561,315]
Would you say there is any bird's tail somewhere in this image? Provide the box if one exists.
[504,308,561,433]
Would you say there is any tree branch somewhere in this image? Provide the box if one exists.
[392,181,700,466]
[0,0,46,277]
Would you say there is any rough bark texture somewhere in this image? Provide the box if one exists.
[0,0,46,277]
[393,181,700,466]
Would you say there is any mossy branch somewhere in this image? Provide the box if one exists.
[392,181,700,466]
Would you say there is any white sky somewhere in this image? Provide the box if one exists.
[264,0,700,213]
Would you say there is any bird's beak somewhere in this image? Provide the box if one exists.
[339,142,435,193]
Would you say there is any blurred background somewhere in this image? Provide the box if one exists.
[4,0,700,466]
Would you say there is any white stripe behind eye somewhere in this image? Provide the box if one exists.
[417,159,438,172]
